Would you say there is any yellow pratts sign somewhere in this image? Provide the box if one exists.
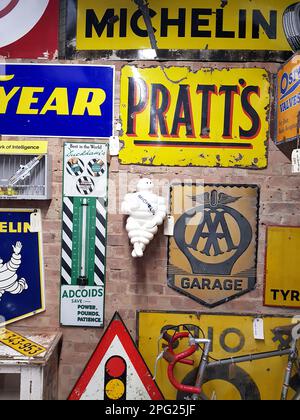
[264,226,300,308]
[76,0,292,52]
[138,311,300,400]
[0,329,46,357]
[276,54,300,144]
[119,66,270,167]
[0,141,48,155]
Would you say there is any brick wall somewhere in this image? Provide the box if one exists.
[1,60,299,400]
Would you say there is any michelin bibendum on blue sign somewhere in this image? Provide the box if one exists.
[0,64,114,138]
[0,210,45,327]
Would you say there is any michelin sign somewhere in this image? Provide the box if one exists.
[0,209,45,327]
[0,63,114,138]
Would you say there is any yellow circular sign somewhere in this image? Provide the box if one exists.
[105,379,125,400]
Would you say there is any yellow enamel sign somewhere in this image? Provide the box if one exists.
[0,141,48,155]
[276,54,300,144]
[0,329,46,357]
[264,226,300,308]
[119,66,269,167]
[77,0,291,52]
[138,312,300,400]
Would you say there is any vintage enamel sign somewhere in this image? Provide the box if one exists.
[264,226,300,308]
[0,209,45,326]
[138,311,300,400]
[60,143,108,328]
[168,184,259,307]
[275,53,300,145]
[0,329,46,357]
[66,0,292,61]
[0,63,114,138]
[119,66,269,167]
[0,0,59,59]
[69,312,164,400]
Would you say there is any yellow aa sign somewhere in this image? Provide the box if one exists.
[138,312,300,400]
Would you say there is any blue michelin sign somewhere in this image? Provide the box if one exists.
[0,64,114,138]
[0,210,45,326]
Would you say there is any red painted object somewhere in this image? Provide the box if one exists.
[167,332,201,395]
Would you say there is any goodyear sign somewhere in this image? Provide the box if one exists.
[264,226,300,309]
[0,64,114,138]
[119,66,269,167]
[138,311,300,400]
[0,209,45,327]
[276,54,300,144]
[168,184,259,307]
[69,0,292,60]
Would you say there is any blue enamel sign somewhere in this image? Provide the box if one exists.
[0,64,114,138]
[0,210,45,326]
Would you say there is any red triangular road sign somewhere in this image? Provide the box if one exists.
[69,312,164,400]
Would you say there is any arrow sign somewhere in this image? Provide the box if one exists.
[69,312,164,400]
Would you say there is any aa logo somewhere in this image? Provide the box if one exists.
[168,184,259,307]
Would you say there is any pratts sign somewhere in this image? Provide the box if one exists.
[66,0,293,60]
[0,64,114,138]
[119,66,270,168]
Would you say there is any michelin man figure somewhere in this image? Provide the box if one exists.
[0,242,28,300]
[122,178,167,258]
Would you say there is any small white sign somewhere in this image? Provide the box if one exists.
[292,149,300,173]
[253,318,264,340]
[109,136,120,156]
[164,215,174,236]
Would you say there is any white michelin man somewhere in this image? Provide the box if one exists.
[121,178,167,258]
[0,242,28,300]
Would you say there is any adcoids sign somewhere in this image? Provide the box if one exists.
[69,0,293,60]
[119,66,269,168]
[0,63,114,138]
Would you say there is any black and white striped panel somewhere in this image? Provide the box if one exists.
[87,158,106,177]
[61,197,73,286]
[76,176,95,195]
[66,158,84,177]
[94,198,107,286]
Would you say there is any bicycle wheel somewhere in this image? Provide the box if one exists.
[177,364,261,400]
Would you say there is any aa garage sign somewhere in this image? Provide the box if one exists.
[168,184,259,307]
[119,66,269,168]
[67,0,293,61]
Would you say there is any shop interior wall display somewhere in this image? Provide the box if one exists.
[0,59,299,400]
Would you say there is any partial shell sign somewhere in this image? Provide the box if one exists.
[119,66,270,167]
[0,0,59,59]
[168,184,259,307]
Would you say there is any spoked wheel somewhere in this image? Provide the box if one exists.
[177,364,261,400]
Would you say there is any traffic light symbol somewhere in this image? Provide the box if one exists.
[104,356,127,400]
